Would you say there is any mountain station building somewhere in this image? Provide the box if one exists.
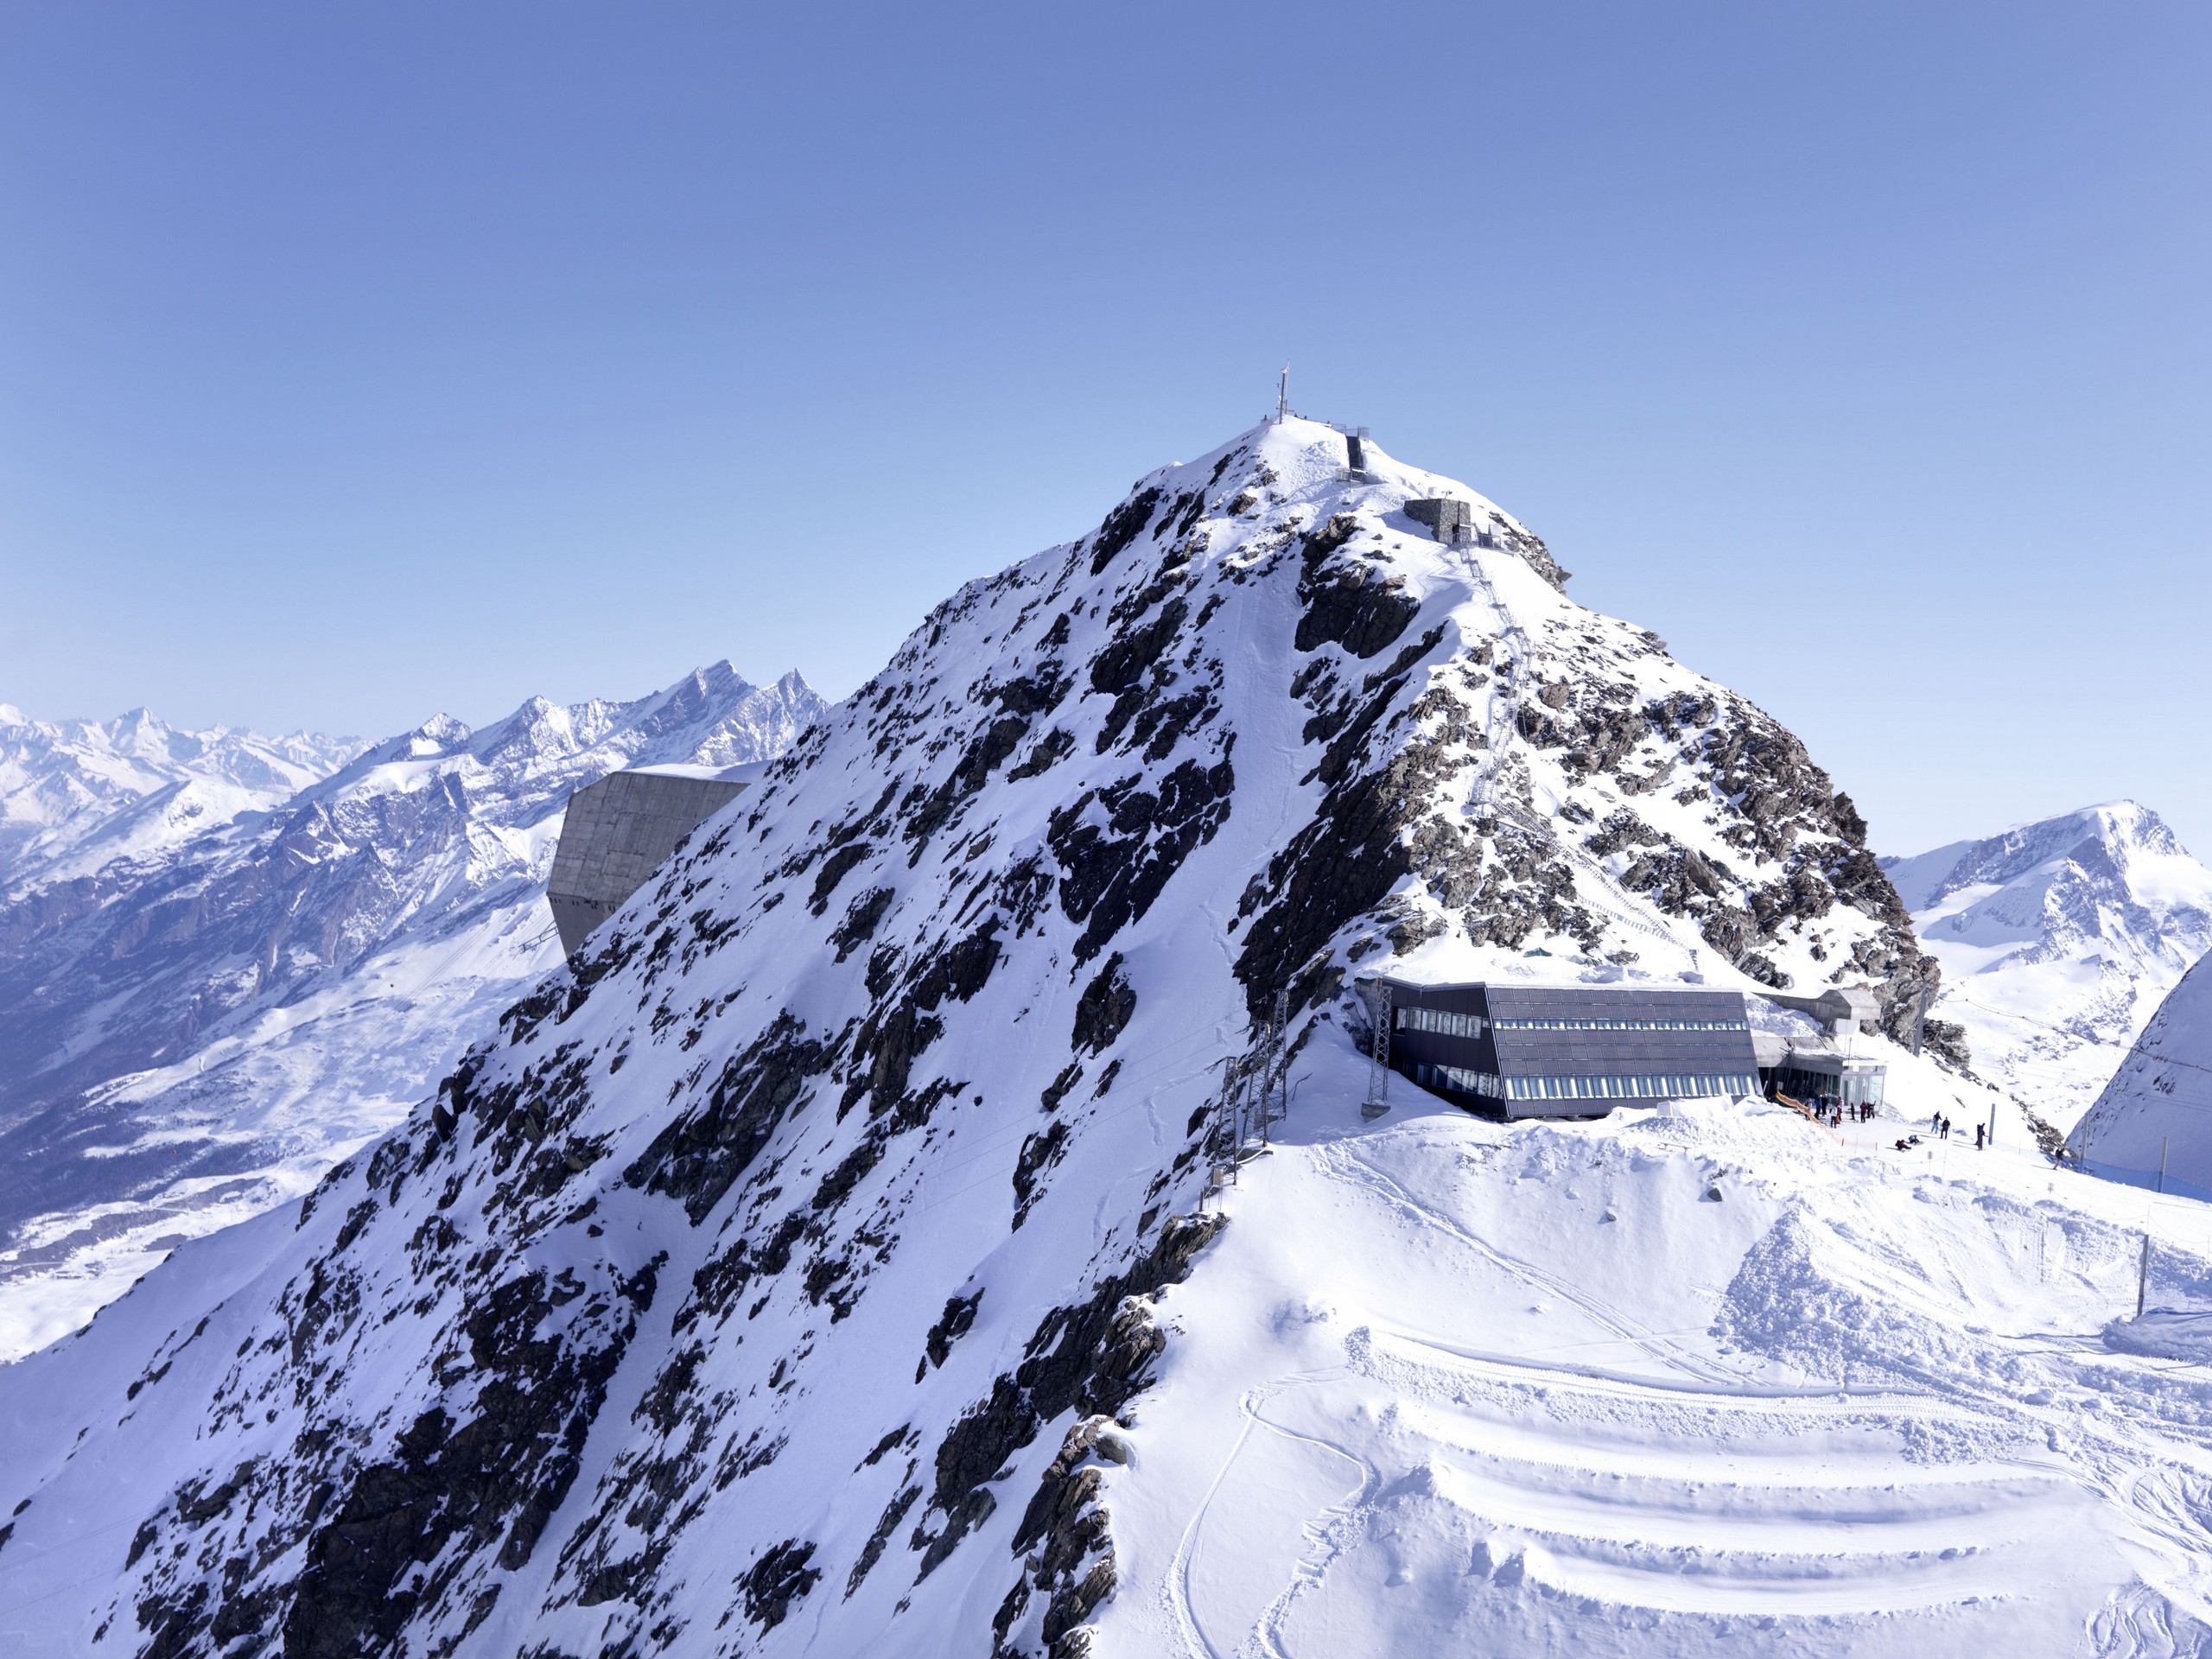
[1362,977,1763,1119]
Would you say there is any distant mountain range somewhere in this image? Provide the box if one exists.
[1881,801,2212,1127]
[0,703,363,890]
[0,664,824,1358]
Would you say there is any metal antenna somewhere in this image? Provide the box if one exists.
[1275,365,1291,423]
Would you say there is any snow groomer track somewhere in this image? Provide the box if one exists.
[1115,1087,2212,1658]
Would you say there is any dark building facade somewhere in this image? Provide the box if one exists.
[1366,977,1761,1119]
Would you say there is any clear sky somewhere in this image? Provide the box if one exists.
[1,3,2206,859]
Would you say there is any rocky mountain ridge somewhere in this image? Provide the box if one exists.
[0,419,1948,1656]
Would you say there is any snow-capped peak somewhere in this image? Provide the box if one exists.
[1881,802,2212,1126]
[0,416,1975,1657]
[0,704,365,891]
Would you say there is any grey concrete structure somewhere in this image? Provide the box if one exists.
[1763,984,1880,1038]
[1404,498,1478,546]
[547,769,753,960]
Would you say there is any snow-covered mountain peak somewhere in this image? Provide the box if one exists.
[1887,801,2197,916]
[1881,802,2212,1126]
[0,422,1998,1656]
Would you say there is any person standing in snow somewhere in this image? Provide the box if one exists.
[1931,1110,1942,1134]
[1975,1122,1986,1150]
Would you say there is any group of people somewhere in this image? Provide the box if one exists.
[1928,1110,1992,1151]
[1815,1100,1873,1128]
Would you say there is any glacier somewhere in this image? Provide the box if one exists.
[0,419,2204,1657]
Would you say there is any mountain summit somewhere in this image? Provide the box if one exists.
[0,421,1979,1655]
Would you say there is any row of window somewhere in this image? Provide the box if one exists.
[1396,1007,1486,1038]
[1412,1063,1503,1097]
[1503,1072,1758,1101]
[1495,1018,1749,1032]
[1409,1065,1758,1103]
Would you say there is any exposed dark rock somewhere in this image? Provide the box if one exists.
[625,1013,830,1224]
[1086,488,1162,575]
[1012,1123,1069,1230]
[925,1291,984,1370]
[922,1214,1224,1575]
[1049,755,1236,964]
[1071,957,1136,1056]
[1294,521,1419,660]
[810,843,875,916]
[831,887,897,962]
[274,1262,646,1659]
[737,1539,821,1631]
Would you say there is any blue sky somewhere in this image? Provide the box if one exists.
[1,3,2206,858]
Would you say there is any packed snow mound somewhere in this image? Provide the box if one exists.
[1884,803,2212,1127]
[2070,946,2212,1196]
[0,419,1952,1656]
[0,662,825,1359]
[0,702,361,890]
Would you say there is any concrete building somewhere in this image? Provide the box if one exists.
[1751,985,1888,1108]
[1763,984,1880,1038]
[546,765,760,961]
[1404,498,1484,547]
[1362,978,1761,1119]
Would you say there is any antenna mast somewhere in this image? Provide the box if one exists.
[1274,365,1291,423]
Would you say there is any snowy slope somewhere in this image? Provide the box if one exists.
[0,664,825,1359]
[0,418,2059,1658]
[2070,949,2212,1196]
[0,703,360,891]
[1113,1074,2212,1658]
[1883,804,2212,1128]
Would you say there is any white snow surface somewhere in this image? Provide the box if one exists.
[2072,949,2212,1198]
[0,664,825,1360]
[1,419,2185,1657]
[1884,804,2212,1129]
[1118,1056,2212,1659]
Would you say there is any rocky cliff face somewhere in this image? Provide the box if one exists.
[1883,801,2212,1124]
[0,664,825,1359]
[0,420,1939,1657]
